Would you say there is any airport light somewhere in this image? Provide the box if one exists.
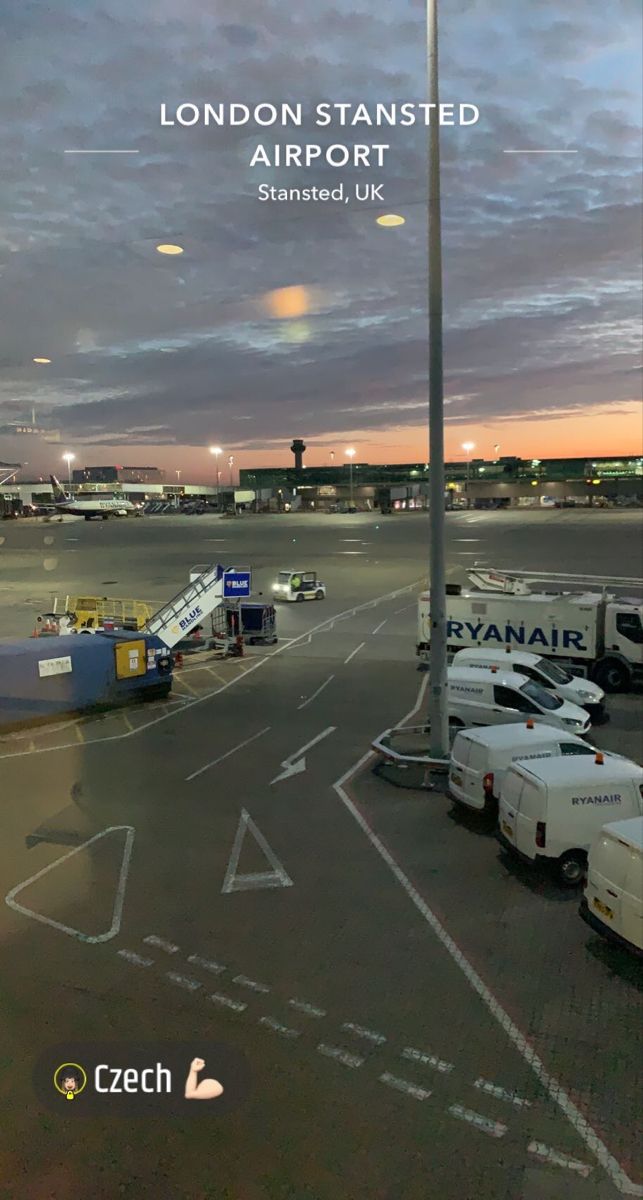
[33,357,51,364]
[209,445,223,502]
[345,447,356,507]
[462,441,475,486]
[62,451,75,490]
[228,455,234,486]
[376,214,406,227]
[156,243,184,255]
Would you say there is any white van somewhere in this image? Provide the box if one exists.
[449,722,600,815]
[451,647,604,716]
[498,755,643,885]
[580,817,643,953]
[447,667,592,736]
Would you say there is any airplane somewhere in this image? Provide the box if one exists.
[49,475,141,520]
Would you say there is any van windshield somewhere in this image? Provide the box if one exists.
[535,657,573,685]
[521,679,563,710]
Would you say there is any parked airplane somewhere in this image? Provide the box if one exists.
[49,476,140,519]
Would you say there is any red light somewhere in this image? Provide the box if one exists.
[536,821,546,848]
[483,772,494,795]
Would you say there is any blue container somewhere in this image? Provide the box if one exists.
[0,632,173,732]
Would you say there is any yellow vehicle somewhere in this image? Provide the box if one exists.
[64,595,154,631]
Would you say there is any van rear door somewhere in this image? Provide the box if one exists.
[499,768,524,845]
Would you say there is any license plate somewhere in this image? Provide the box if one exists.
[451,773,463,787]
[593,897,613,920]
[502,821,513,839]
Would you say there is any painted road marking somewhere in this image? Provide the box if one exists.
[344,642,365,665]
[333,680,643,1197]
[393,603,415,614]
[271,725,336,785]
[449,1105,507,1138]
[402,1047,454,1074]
[372,619,388,634]
[187,954,226,975]
[0,578,424,761]
[166,972,201,992]
[117,949,153,968]
[317,1044,364,1069]
[259,1016,301,1039]
[528,1141,592,1178]
[233,974,271,994]
[186,726,271,782]
[209,992,247,1013]
[297,674,335,710]
[473,1077,532,1109]
[342,1022,386,1045]
[288,998,326,1018]
[143,935,179,954]
[5,826,135,944]
[379,1073,431,1101]
[222,810,294,894]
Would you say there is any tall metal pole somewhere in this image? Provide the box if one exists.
[427,0,449,758]
[350,460,354,507]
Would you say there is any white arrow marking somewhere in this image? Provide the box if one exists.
[270,726,336,785]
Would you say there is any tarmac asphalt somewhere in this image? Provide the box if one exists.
[0,508,641,1200]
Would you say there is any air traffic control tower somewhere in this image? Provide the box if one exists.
[291,438,306,472]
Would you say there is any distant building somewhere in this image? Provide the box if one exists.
[72,465,166,485]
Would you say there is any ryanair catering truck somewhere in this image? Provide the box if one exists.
[417,570,643,693]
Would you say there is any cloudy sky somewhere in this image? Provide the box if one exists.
[0,0,641,479]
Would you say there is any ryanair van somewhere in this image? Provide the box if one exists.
[498,755,643,885]
[451,647,604,716]
[447,667,592,736]
[580,817,643,953]
[449,722,600,815]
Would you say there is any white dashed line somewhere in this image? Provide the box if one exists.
[528,1142,593,1178]
[379,1073,431,1101]
[317,1044,364,1069]
[448,1105,507,1138]
[209,992,247,1013]
[143,935,179,954]
[233,974,270,994]
[342,1022,386,1045]
[372,619,388,634]
[166,972,201,992]
[344,642,366,665]
[259,1016,301,1039]
[117,950,153,967]
[187,954,226,975]
[297,675,335,710]
[288,999,326,1018]
[402,1047,454,1074]
[473,1078,532,1109]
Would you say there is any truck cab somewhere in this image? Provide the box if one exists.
[272,571,326,602]
[601,600,643,691]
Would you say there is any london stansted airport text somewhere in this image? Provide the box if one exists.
[159,102,480,127]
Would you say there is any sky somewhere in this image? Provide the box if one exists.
[0,0,641,480]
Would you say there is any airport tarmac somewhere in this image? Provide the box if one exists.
[0,508,641,1200]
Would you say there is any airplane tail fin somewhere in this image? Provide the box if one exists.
[50,474,68,502]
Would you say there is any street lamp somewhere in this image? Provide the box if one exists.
[62,452,75,492]
[345,447,356,508]
[462,441,475,485]
[228,455,234,486]
[209,446,222,504]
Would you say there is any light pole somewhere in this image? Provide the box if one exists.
[228,455,234,487]
[426,0,449,759]
[493,443,500,460]
[209,445,222,505]
[62,452,75,493]
[345,447,356,508]
[462,441,475,487]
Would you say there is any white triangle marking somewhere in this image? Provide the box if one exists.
[4,825,135,943]
[221,809,293,894]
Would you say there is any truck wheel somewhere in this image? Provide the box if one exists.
[315,590,324,600]
[595,658,630,693]
[557,851,586,887]
[296,593,305,602]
